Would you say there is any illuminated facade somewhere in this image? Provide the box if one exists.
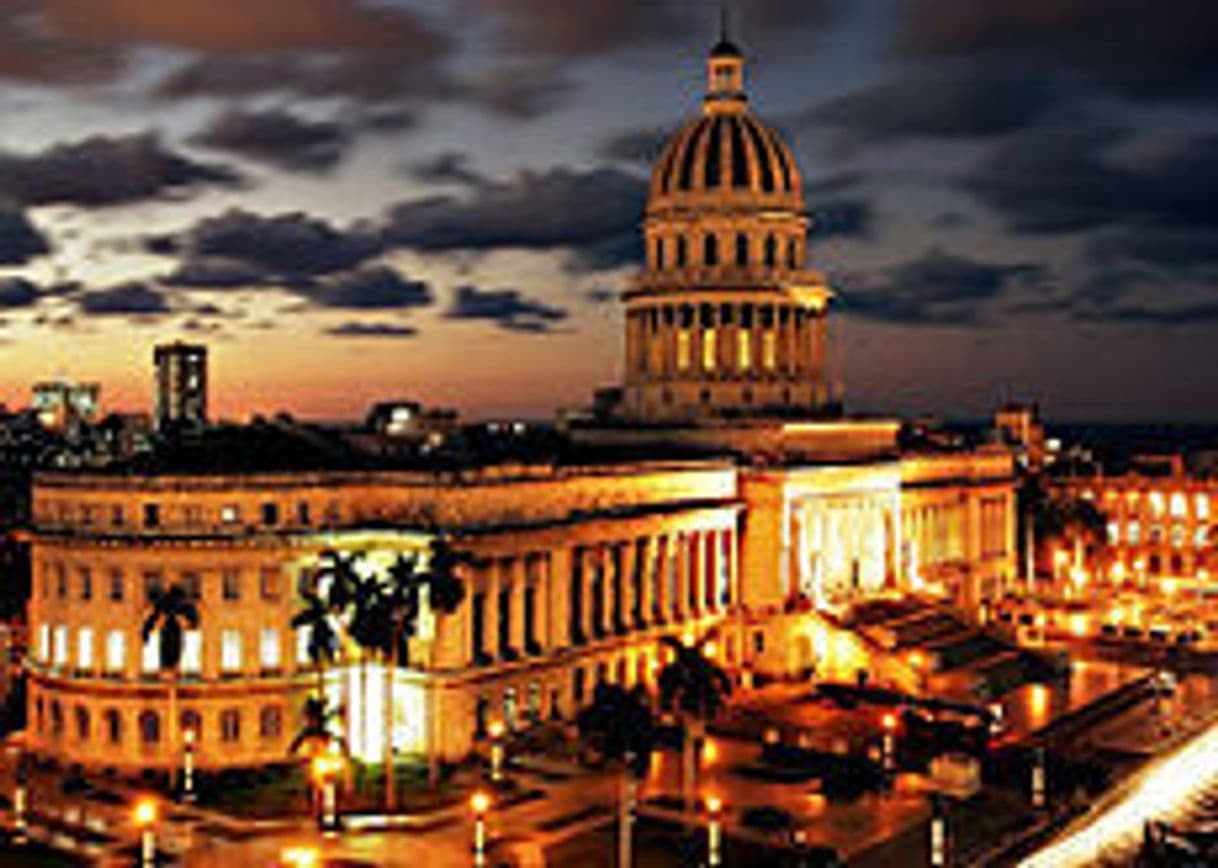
[154,341,208,433]
[24,37,1017,771]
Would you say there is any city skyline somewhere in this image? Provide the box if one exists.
[0,1,1214,423]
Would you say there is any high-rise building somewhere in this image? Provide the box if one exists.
[153,342,208,433]
[31,379,99,438]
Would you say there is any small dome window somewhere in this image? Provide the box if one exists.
[704,235,719,267]
[735,233,749,266]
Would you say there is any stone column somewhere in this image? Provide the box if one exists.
[725,527,738,608]
[621,540,637,632]
[579,546,594,642]
[550,547,571,649]
[509,556,527,654]
[484,560,501,661]
[673,532,688,621]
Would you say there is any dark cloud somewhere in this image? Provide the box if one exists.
[293,266,432,311]
[0,276,42,308]
[460,62,572,119]
[899,0,1218,100]
[966,127,1218,237]
[446,285,567,332]
[1074,302,1218,327]
[0,133,240,208]
[153,209,381,279]
[598,125,675,167]
[808,198,873,240]
[324,321,419,339]
[406,152,487,187]
[1086,226,1218,271]
[808,69,1060,144]
[192,108,350,172]
[383,167,645,268]
[840,249,1044,325]
[76,282,170,316]
[0,205,49,265]
[163,256,271,289]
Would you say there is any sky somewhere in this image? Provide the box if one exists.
[0,0,1214,424]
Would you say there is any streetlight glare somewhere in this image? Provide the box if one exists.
[133,797,158,827]
[471,791,491,814]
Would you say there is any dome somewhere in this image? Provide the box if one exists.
[649,112,803,204]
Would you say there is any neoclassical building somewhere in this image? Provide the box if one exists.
[24,37,1017,771]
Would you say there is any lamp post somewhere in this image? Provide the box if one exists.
[311,752,344,836]
[133,797,158,868]
[280,845,320,867]
[706,795,723,868]
[881,713,898,773]
[929,795,948,868]
[182,727,197,803]
[12,750,28,846]
[1031,747,1046,809]
[471,790,490,868]
[488,721,506,784]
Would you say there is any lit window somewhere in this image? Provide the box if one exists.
[221,630,242,674]
[37,624,49,663]
[220,709,241,743]
[1171,525,1184,548]
[1107,522,1120,544]
[702,328,717,371]
[762,331,777,370]
[296,628,311,666]
[1197,495,1210,520]
[142,632,160,674]
[182,631,202,675]
[222,569,240,601]
[676,330,691,371]
[1170,492,1187,518]
[1128,523,1141,545]
[259,706,282,740]
[260,628,281,670]
[220,505,240,524]
[1150,492,1165,516]
[737,331,751,371]
[105,631,126,673]
[53,625,68,668]
[1195,526,1208,548]
[260,568,281,600]
[77,627,94,671]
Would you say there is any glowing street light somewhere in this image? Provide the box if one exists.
[280,845,320,868]
[1031,747,1047,809]
[488,720,506,783]
[929,796,948,868]
[311,751,345,835]
[12,748,28,846]
[471,790,491,868]
[706,795,723,867]
[881,713,898,772]
[182,726,197,803]
[133,796,159,868]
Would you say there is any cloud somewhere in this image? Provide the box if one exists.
[292,266,433,310]
[898,0,1218,100]
[0,205,50,265]
[0,276,43,308]
[1074,302,1218,326]
[840,248,1044,325]
[459,62,572,119]
[446,285,567,332]
[192,108,350,171]
[0,133,240,208]
[406,152,487,187]
[808,198,873,240]
[598,125,675,167]
[76,281,170,316]
[324,321,419,339]
[807,69,1060,144]
[162,256,272,289]
[383,166,645,269]
[153,209,381,280]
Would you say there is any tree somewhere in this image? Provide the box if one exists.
[658,632,732,814]
[290,589,341,707]
[289,695,345,758]
[1019,475,1107,582]
[141,583,199,795]
[578,683,655,868]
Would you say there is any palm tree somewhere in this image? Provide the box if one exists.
[1018,475,1107,582]
[657,632,732,814]
[313,549,363,744]
[289,695,346,758]
[343,567,385,765]
[291,589,340,707]
[141,583,200,795]
[578,683,655,868]
[417,537,467,787]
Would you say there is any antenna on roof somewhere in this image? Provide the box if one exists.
[719,3,730,43]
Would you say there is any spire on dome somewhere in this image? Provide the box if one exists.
[706,6,746,110]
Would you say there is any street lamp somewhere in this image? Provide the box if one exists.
[133,796,158,868]
[881,713,898,772]
[488,720,506,784]
[182,726,197,803]
[1031,747,1047,809]
[706,795,723,868]
[280,845,320,867]
[471,790,491,868]
[929,795,948,868]
[311,751,344,836]
[12,748,28,846]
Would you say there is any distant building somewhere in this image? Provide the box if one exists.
[994,403,1047,471]
[154,342,207,433]
[31,379,99,439]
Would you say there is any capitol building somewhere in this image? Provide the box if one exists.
[24,37,1016,771]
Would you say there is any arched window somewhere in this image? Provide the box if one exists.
[138,710,160,745]
[181,709,202,742]
[221,709,241,743]
[676,236,688,267]
[704,235,719,267]
[259,705,282,740]
[788,238,799,268]
[104,709,122,745]
[764,235,777,267]
[655,237,665,270]
[75,706,90,741]
[50,701,63,736]
[735,233,749,266]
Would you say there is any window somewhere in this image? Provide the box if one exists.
[788,238,798,268]
[735,233,749,266]
[220,505,240,524]
[296,502,311,526]
[56,564,66,598]
[181,572,201,601]
[53,625,68,668]
[655,237,666,269]
[222,569,240,601]
[142,631,160,674]
[261,502,280,526]
[259,706,282,740]
[1170,492,1188,518]
[143,503,161,529]
[1150,492,1165,516]
[1107,522,1120,545]
[762,330,777,370]
[182,631,202,676]
[703,234,719,266]
[737,330,751,371]
[296,627,312,666]
[75,706,90,741]
[676,330,691,371]
[139,710,160,745]
[50,701,63,737]
[110,505,124,528]
[104,709,122,745]
[1196,526,1209,548]
[1197,495,1210,521]
[1128,523,1141,545]
[183,505,203,527]
[260,568,280,600]
[676,235,688,267]
[702,328,717,371]
[260,628,281,671]
[105,630,126,674]
[764,235,777,267]
[753,630,766,654]
[37,624,49,663]
[109,570,124,602]
[221,630,242,674]
[181,710,202,741]
[143,571,163,601]
[220,709,241,743]
[79,568,92,601]
[77,627,94,671]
